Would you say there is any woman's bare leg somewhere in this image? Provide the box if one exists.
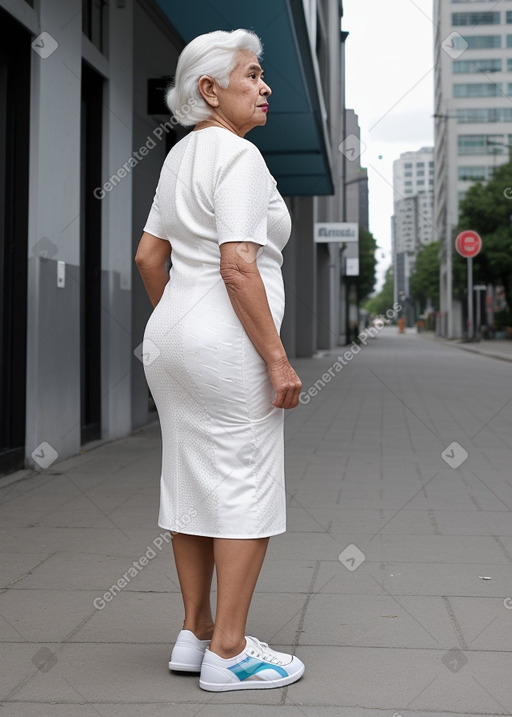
[171,533,215,639]
[208,537,269,658]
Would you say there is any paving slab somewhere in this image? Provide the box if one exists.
[315,559,512,597]
[288,646,512,714]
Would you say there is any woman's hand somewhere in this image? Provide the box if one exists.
[266,356,302,409]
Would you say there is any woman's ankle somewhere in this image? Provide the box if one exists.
[208,636,246,659]
[183,619,215,641]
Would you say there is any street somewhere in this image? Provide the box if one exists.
[1,327,512,716]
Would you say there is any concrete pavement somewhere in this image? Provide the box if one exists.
[1,326,512,716]
[420,330,512,364]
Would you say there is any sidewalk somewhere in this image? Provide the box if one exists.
[1,327,512,716]
[419,329,512,363]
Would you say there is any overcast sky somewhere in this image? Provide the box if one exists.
[343,0,435,289]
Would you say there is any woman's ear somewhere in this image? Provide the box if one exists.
[198,75,220,108]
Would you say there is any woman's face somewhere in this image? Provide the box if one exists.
[212,50,272,136]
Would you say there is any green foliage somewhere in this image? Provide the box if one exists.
[456,158,512,309]
[355,229,378,303]
[409,241,440,311]
[493,308,511,330]
[363,266,394,316]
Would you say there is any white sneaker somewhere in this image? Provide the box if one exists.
[169,630,210,672]
[199,636,305,691]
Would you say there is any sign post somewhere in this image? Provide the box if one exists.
[455,230,482,341]
[473,284,486,341]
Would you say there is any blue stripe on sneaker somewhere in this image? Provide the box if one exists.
[228,656,288,681]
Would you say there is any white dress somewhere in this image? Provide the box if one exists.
[142,127,292,538]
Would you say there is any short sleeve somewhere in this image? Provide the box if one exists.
[143,187,166,239]
[214,143,272,246]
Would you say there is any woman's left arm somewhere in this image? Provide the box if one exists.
[135,231,172,307]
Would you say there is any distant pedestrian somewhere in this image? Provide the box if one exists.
[135,29,304,692]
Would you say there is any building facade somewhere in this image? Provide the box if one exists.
[391,148,435,316]
[345,109,369,233]
[343,109,369,332]
[0,0,352,474]
[433,0,512,337]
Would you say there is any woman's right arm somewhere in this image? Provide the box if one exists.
[135,232,172,308]
[219,240,301,410]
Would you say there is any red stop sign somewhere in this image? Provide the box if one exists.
[455,230,482,258]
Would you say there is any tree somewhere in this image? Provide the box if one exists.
[456,157,512,310]
[355,229,378,303]
[410,241,440,312]
[363,265,394,316]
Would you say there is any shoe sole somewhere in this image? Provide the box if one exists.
[199,664,305,691]
[169,661,202,672]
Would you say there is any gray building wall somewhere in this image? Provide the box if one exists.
[131,1,184,429]
[100,1,135,443]
[314,0,345,350]
[26,0,83,465]
[11,0,147,467]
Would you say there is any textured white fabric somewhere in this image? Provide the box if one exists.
[142,127,291,538]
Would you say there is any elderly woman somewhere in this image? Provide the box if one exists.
[135,29,303,692]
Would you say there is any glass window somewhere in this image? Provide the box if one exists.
[417,162,425,167]
[453,58,502,73]
[458,166,487,180]
[404,171,412,177]
[82,0,107,53]
[508,35,512,47]
[454,82,502,97]
[457,107,512,123]
[452,35,501,49]
[404,181,412,186]
[507,11,512,23]
[452,12,501,25]
[417,170,425,176]
[458,134,507,155]
[417,180,425,185]
[404,163,412,168]
[508,58,512,71]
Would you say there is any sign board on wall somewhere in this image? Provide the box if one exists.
[314,223,359,243]
[345,258,359,276]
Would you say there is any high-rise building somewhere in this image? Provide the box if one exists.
[344,109,369,333]
[391,148,435,314]
[434,0,512,337]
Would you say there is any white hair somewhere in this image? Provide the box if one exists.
[166,29,263,127]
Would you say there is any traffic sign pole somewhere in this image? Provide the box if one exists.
[455,230,482,342]
[467,257,473,340]
[474,285,487,341]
